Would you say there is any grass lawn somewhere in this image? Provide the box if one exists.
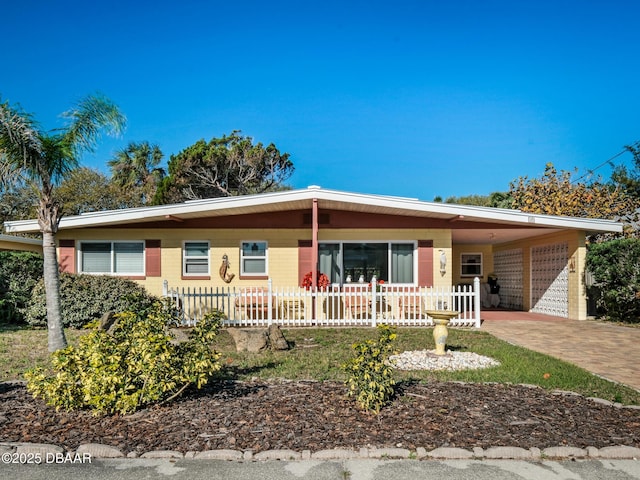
[2,324,639,405]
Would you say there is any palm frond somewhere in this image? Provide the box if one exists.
[0,98,43,170]
[60,92,126,158]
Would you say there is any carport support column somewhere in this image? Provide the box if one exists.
[311,198,319,288]
[311,198,319,320]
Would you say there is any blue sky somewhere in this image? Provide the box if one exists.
[3,0,639,201]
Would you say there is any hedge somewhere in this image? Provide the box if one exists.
[0,251,43,324]
[586,238,640,323]
[24,273,158,328]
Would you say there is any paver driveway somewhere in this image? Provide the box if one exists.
[480,311,640,391]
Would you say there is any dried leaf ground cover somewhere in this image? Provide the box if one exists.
[1,380,639,455]
[2,327,640,455]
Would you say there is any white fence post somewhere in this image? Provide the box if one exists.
[371,278,377,327]
[474,276,481,328]
[267,278,273,325]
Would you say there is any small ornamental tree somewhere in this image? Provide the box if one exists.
[343,324,397,414]
[25,303,224,415]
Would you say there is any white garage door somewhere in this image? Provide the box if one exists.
[530,242,569,318]
[493,248,523,310]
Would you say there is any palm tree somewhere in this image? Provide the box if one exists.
[0,93,126,352]
[108,141,164,206]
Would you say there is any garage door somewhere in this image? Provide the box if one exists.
[530,242,568,317]
[493,248,523,310]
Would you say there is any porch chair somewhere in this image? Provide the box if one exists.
[235,287,276,320]
[399,295,425,320]
[345,293,370,320]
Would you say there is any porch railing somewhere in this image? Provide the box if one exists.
[162,277,481,328]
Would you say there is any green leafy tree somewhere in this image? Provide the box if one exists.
[444,191,512,208]
[154,131,293,204]
[0,94,125,351]
[2,167,141,221]
[611,142,640,201]
[0,182,38,229]
[108,141,165,206]
[57,167,138,214]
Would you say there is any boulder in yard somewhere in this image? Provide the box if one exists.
[227,326,290,352]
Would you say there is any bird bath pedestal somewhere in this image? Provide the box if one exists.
[426,310,459,355]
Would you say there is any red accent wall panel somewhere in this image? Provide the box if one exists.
[298,240,313,286]
[418,240,433,287]
[58,240,75,274]
[145,240,161,277]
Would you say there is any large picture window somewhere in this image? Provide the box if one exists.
[319,242,415,284]
[241,241,268,276]
[183,241,209,276]
[79,241,144,275]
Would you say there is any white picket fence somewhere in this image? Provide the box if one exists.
[163,277,481,328]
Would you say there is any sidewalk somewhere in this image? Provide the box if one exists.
[480,311,640,391]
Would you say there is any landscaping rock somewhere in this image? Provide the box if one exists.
[98,311,118,333]
[227,328,269,352]
[227,326,289,352]
[267,324,289,351]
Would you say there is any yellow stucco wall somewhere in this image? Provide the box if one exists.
[493,230,587,320]
[0,239,42,253]
[57,227,453,295]
[56,226,591,319]
[451,244,494,286]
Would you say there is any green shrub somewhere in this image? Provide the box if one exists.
[24,273,157,328]
[342,324,397,414]
[0,251,43,324]
[586,238,640,323]
[25,304,223,415]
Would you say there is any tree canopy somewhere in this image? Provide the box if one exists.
[108,141,165,207]
[509,163,635,219]
[154,131,293,204]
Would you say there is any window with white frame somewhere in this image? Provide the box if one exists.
[319,242,415,284]
[241,241,268,276]
[460,253,483,277]
[183,241,210,276]
[79,241,144,275]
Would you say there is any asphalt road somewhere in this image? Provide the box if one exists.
[2,458,640,480]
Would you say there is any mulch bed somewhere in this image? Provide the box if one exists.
[1,380,639,455]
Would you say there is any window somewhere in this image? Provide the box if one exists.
[461,253,483,277]
[79,241,144,275]
[241,241,267,276]
[319,242,415,284]
[183,241,209,276]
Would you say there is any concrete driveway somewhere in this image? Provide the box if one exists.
[481,311,640,391]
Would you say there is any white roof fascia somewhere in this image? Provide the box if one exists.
[3,187,623,234]
[0,234,42,245]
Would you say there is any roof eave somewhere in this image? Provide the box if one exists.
[2,187,624,234]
